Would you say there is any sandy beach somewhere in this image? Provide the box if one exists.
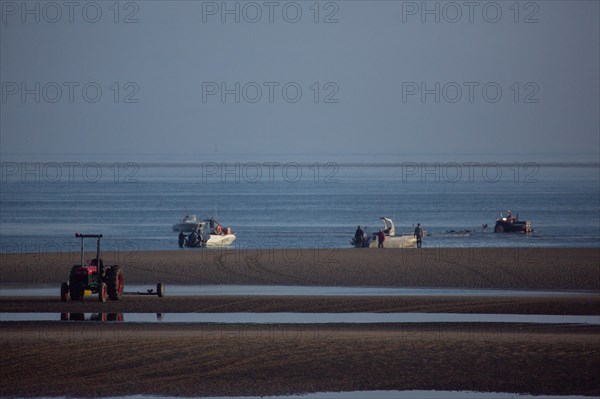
[1,323,599,397]
[1,248,599,397]
[2,248,599,289]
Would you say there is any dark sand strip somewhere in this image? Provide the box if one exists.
[1,295,599,315]
[1,323,598,397]
[2,248,599,290]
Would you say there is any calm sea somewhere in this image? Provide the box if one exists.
[1,155,599,253]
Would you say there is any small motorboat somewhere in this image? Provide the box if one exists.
[494,211,533,233]
[172,214,201,233]
[178,217,236,247]
[352,217,417,248]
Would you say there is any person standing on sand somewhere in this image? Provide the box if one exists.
[414,223,424,248]
[178,231,186,248]
[377,229,385,248]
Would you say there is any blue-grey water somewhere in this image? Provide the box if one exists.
[3,312,599,325]
[0,285,594,297]
[1,157,598,252]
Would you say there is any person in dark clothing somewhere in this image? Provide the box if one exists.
[354,226,364,245]
[188,229,199,246]
[414,223,424,248]
[377,229,385,248]
[178,231,186,248]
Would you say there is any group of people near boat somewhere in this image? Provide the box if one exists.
[178,230,201,248]
[354,223,424,249]
[178,222,228,248]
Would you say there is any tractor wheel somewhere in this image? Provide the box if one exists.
[107,267,124,300]
[60,282,69,302]
[157,282,165,298]
[494,224,504,233]
[99,282,108,302]
[69,283,84,301]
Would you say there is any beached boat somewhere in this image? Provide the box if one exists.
[172,214,202,232]
[352,217,417,248]
[494,212,533,233]
[178,217,236,247]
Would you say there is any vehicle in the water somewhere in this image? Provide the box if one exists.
[494,211,533,233]
[178,217,236,247]
[352,217,417,248]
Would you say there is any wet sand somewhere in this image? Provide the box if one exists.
[1,248,599,289]
[1,323,599,397]
[1,295,599,315]
[1,248,599,397]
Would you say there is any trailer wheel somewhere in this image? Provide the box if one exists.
[107,267,124,300]
[107,313,123,322]
[99,282,108,302]
[157,283,165,298]
[60,282,69,302]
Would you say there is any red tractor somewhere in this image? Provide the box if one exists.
[61,234,124,302]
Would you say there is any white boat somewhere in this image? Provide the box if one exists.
[352,217,416,248]
[172,214,202,232]
[177,217,236,247]
[205,228,237,246]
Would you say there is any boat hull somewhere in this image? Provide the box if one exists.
[369,235,416,248]
[206,234,236,246]
[172,222,201,233]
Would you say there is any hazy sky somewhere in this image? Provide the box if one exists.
[1,1,598,161]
